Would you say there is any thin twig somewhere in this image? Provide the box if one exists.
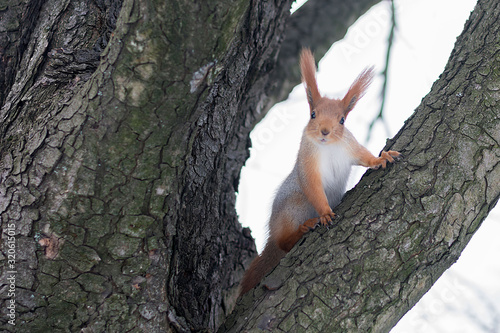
[366,0,396,143]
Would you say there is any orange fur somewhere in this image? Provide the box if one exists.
[354,147,400,169]
[300,49,321,112]
[277,217,321,252]
[239,240,286,296]
[342,67,374,114]
[298,144,331,217]
[297,140,336,225]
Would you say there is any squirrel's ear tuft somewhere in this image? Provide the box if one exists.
[342,67,374,115]
[300,48,321,112]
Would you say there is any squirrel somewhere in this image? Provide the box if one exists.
[239,48,401,296]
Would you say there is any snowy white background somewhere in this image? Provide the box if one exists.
[236,0,500,332]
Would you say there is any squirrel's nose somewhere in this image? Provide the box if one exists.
[321,128,330,136]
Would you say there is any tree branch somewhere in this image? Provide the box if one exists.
[0,0,44,107]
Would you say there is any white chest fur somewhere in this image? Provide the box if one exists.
[316,142,353,207]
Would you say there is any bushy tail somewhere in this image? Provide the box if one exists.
[239,240,286,296]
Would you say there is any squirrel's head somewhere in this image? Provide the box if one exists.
[300,48,374,144]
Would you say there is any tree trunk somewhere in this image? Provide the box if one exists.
[0,0,381,332]
[220,0,500,332]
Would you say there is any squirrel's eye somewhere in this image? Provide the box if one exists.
[311,111,316,119]
[339,117,345,125]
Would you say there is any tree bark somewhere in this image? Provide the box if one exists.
[220,0,500,332]
[0,0,381,332]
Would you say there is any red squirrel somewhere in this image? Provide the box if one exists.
[239,48,400,296]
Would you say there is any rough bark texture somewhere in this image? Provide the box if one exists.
[220,1,500,332]
[0,0,382,332]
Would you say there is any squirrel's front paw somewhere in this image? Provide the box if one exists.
[373,150,401,169]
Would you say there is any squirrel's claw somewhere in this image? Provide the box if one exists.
[319,212,336,226]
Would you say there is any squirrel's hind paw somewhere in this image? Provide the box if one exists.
[318,212,336,226]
